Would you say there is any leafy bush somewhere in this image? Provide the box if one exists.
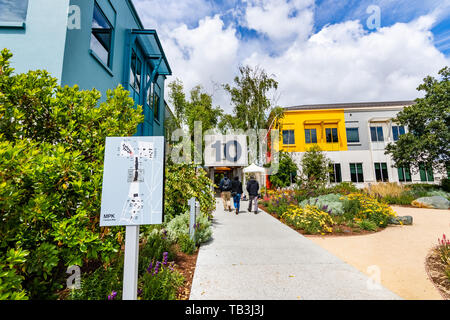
[138,229,176,276]
[328,182,359,195]
[178,234,197,255]
[281,205,334,234]
[299,194,344,216]
[299,145,332,190]
[164,162,216,221]
[139,260,183,300]
[269,151,299,188]
[0,49,143,299]
[357,219,378,231]
[0,248,29,300]
[341,193,397,227]
[165,211,212,246]
[441,178,450,193]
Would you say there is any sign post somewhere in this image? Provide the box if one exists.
[100,137,165,300]
[188,198,196,241]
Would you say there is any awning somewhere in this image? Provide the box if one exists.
[131,29,172,76]
[243,163,266,174]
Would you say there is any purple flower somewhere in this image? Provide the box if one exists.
[146,261,153,273]
[163,252,168,265]
[137,289,143,296]
[108,291,117,300]
[153,261,161,276]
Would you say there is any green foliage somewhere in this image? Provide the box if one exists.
[385,66,449,174]
[164,162,216,220]
[139,264,183,300]
[299,145,332,189]
[138,229,176,276]
[165,211,212,246]
[178,234,197,255]
[0,49,143,298]
[269,151,299,188]
[441,178,450,193]
[357,219,378,231]
[0,248,29,300]
[299,194,344,216]
[69,263,123,300]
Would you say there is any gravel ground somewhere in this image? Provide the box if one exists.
[308,206,450,300]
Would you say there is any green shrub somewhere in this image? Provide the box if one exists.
[0,248,29,300]
[165,211,212,246]
[139,263,183,300]
[69,261,123,300]
[441,178,450,193]
[164,163,216,221]
[178,234,197,255]
[0,49,143,299]
[138,229,176,276]
[328,182,359,195]
[357,219,378,231]
[299,194,344,216]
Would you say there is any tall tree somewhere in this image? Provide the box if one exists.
[385,66,450,174]
[223,65,279,163]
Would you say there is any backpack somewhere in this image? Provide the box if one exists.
[222,178,232,191]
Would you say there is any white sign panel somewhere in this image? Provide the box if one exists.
[100,137,165,226]
[204,134,248,167]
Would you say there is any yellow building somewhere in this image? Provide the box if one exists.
[276,108,348,152]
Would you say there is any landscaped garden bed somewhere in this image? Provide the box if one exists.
[425,234,450,300]
[259,183,398,236]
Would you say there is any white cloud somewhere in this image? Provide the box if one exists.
[245,0,314,42]
[244,14,450,106]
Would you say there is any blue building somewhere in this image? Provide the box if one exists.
[0,0,172,137]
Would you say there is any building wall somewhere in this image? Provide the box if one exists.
[279,109,348,152]
[0,0,70,80]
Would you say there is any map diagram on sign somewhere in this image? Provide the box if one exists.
[100,137,165,227]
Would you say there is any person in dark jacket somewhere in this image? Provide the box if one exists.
[231,176,243,215]
[246,175,260,214]
[219,174,232,212]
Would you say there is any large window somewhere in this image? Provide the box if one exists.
[0,0,29,23]
[90,2,113,68]
[350,163,364,183]
[325,128,339,143]
[153,83,160,121]
[282,130,295,145]
[419,162,434,182]
[374,162,389,182]
[392,125,406,141]
[398,166,412,182]
[370,126,384,142]
[130,50,142,94]
[329,163,342,183]
[346,128,360,143]
[304,128,317,144]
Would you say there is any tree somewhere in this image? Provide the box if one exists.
[385,67,450,174]
[0,49,144,299]
[268,151,299,188]
[223,65,279,163]
[300,145,332,189]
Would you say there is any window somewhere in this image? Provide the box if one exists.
[283,130,295,145]
[398,166,412,182]
[304,129,317,144]
[346,128,360,143]
[350,163,364,183]
[130,50,142,94]
[419,162,434,182]
[0,0,28,23]
[325,128,339,143]
[374,162,389,182]
[392,125,405,141]
[90,3,113,68]
[370,126,384,142]
[153,83,160,120]
[329,163,342,183]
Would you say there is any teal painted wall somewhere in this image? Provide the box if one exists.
[0,0,69,81]
[62,0,167,137]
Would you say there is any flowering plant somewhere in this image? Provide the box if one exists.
[281,205,334,235]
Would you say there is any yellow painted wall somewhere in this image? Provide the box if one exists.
[277,109,348,152]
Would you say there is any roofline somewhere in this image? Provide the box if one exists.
[126,0,144,29]
[285,100,416,111]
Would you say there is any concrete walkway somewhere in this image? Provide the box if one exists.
[189,199,400,300]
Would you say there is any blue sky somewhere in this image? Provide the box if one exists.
[132,0,450,110]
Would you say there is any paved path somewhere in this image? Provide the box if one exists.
[190,199,400,300]
[309,206,450,300]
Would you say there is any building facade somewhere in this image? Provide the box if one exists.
[0,0,171,137]
[276,101,447,187]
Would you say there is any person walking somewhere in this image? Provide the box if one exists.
[231,176,243,215]
[246,175,260,214]
[219,174,232,212]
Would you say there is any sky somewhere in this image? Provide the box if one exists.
[132,0,450,113]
